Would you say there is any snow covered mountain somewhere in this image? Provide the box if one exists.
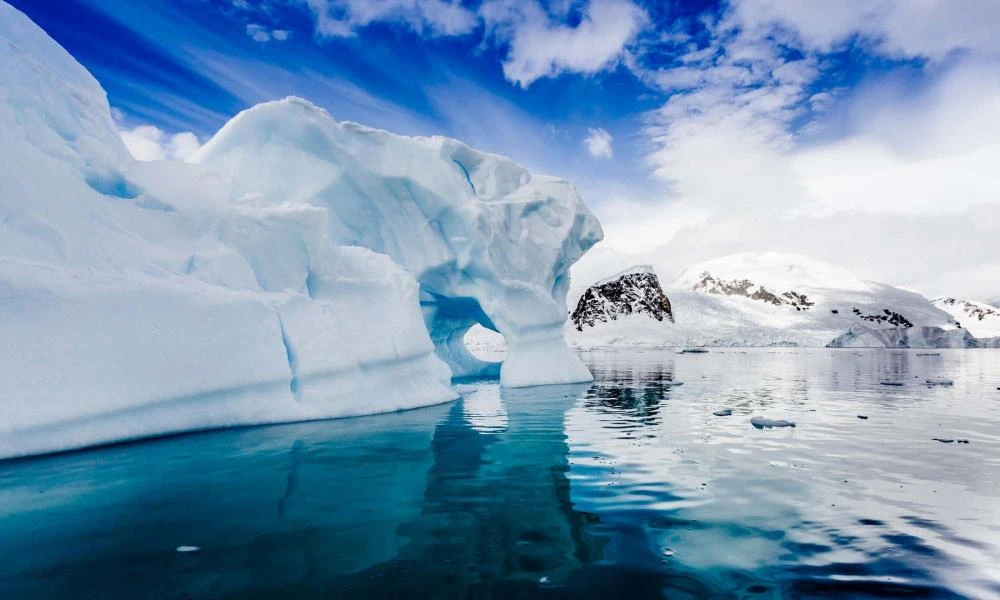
[931,297,1000,338]
[570,266,673,330]
[0,3,599,459]
[569,252,964,348]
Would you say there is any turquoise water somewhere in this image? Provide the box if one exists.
[1,349,998,598]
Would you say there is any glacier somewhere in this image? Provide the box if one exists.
[0,3,599,459]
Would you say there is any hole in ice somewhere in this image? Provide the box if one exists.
[464,323,506,362]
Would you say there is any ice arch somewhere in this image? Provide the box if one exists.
[192,98,603,387]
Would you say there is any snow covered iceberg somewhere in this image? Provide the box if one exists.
[190,97,602,386]
[0,3,599,459]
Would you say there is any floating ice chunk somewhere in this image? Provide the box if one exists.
[176,546,200,553]
[925,377,954,386]
[712,408,733,416]
[751,417,796,429]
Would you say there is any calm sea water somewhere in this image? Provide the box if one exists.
[1,349,999,599]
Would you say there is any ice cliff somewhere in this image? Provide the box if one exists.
[825,326,986,349]
[0,3,599,459]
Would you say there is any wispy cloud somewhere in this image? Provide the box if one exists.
[583,127,613,158]
[298,0,647,87]
[303,0,478,38]
[587,0,1000,298]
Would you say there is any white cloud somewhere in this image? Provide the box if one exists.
[299,0,646,87]
[730,0,1000,60]
[303,0,477,38]
[246,23,291,43]
[483,0,648,87]
[600,0,1000,299]
[583,127,613,158]
[119,125,202,161]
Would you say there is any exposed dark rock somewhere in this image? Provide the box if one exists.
[850,306,913,328]
[571,267,673,332]
[934,297,1000,322]
[691,271,814,311]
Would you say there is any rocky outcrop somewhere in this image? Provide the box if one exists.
[571,266,673,332]
[931,297,1000,337]
[690,272,815,311]
[934,297,999,323]
[850,307,913,328]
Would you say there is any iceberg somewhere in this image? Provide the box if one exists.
[0,3,599,459]
[190,97,602,387]
[825,326,980,349]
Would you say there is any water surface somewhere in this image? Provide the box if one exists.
[1,349,998,598]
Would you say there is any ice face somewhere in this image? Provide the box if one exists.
[0,4,600,458]
[191,97,603,387]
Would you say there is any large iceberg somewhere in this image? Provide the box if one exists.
[0,3,599,459]
[189,97,601,386]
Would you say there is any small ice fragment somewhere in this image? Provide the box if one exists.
[176,545,200,553]
[662,548,676,557]
[751,416,796,429]
[925,378,953,386]
[932,438,954,444]
[713,408,733,417]
[880,381,904,387]
[539,577,550,584]
[857,415,868,420]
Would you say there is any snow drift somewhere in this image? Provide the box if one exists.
[0,3,598,459]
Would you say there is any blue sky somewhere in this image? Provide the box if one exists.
[5,0,938,178]
[11,0,1000,298]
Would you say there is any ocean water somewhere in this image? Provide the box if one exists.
[1,349,998,599]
